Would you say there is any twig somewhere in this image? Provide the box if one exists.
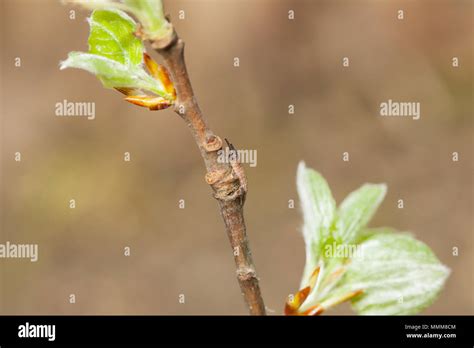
[152,32,266,315]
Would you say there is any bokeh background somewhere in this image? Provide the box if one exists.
[0,0,472,315]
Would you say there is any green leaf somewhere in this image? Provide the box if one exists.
[291,163,449,316]
[355,227,396,244]
[122,0,172,40]
[60,9,171,99]
[296,161,336,287]
[327,233,450,315]
[87,8,142,65]
[65,0,173,41]
[61,52,159,92]
[335,183,387,244]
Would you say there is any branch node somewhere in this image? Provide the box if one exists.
[204,167,241,201]
[237,267,257,281]
[150,28,178,50]
[204,168,228,186]
[204,134,223,152]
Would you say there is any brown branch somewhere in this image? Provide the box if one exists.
[152,33,266,315]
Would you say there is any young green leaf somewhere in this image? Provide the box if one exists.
[60,9,174,101]
[88,8,142,65]
[335,183,387,244]
[296,161,336,287]
[323,233,450,315]
[290,163,449,316]
[122,0,172,41]
[64,0,173,42]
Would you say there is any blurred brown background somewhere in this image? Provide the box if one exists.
[0,0,472,315]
